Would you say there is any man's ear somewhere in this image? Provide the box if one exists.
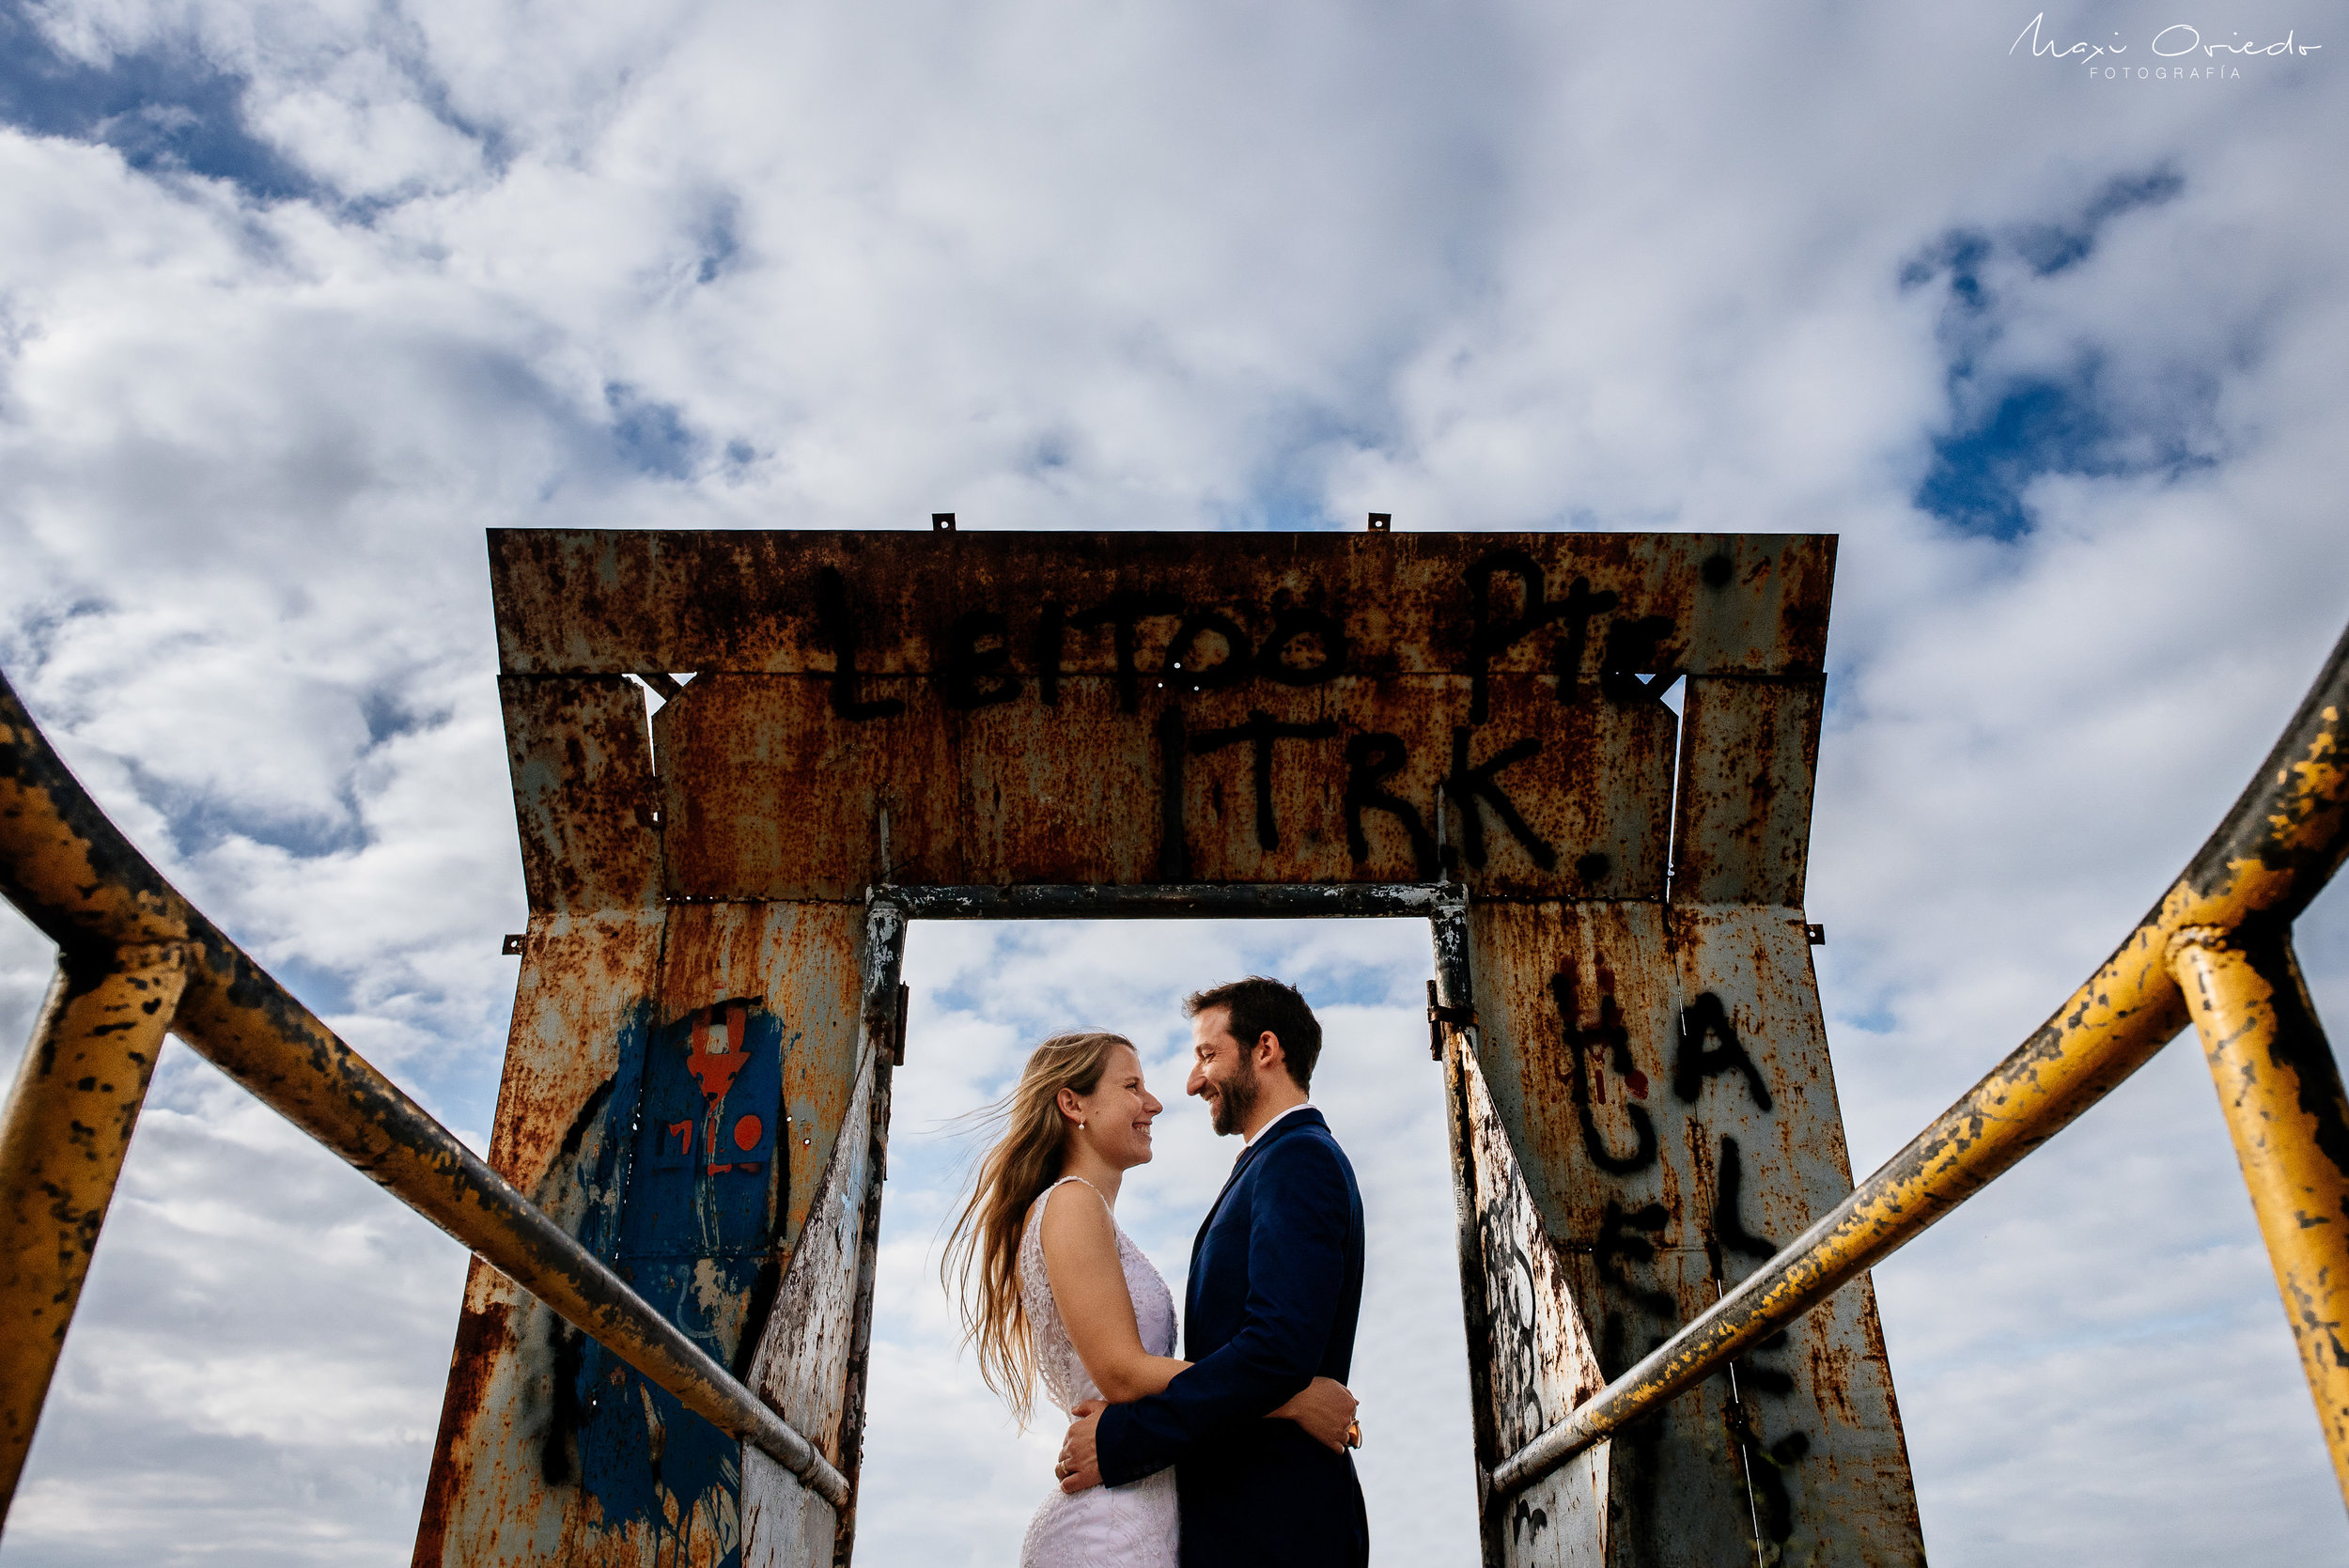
[1253,1032,1285,1073]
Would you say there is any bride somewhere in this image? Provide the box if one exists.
[943,1031,1358,1567]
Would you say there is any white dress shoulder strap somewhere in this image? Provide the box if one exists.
[1040,1173,1112,1213]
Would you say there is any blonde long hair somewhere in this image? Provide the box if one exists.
[941,1031,1133,1426]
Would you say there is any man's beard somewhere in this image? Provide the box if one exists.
[1208,1054,1259,1137]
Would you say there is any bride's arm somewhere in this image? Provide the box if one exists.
[1038,1185,1189,1403]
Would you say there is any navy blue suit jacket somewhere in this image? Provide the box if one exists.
[1095,1108,1369,1568]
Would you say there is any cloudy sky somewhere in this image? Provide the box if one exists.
[2,0,2345,1562]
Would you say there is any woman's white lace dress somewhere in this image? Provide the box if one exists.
[1018,1176,1181,1568]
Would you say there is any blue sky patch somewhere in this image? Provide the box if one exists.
[2010,167,2184,278]
[604,381,700,480]
[692,195,741,285]
[1917,376,2111,538]
[1903,166,2206,539]
[0,4,313,201]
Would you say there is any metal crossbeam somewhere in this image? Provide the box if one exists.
[870,881,1450,919]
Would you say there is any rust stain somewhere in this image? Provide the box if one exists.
[412,1289,512,1567]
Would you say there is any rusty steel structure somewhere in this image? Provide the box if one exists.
[0,526,2343,1568]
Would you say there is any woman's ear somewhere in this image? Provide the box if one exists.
[1054,1085,1084,1125]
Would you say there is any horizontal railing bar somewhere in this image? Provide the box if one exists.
[0,675,851,1511]
[1488,617,2349,1500]
[870,881,1455,919]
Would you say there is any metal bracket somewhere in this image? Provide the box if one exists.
[1366,512,1392,532]
[891,981,910,1066]
[1806,924,1826,946]
[1427,979,1476,1061]
[501,933,525,955]
[931,512,956,532]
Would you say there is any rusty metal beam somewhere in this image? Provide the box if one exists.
[0,941,189,1518]
[2170,926,2349,1508]
[487,529,1836,680]
[0,673,850,1512]
[871,881,1448,919]
[1490,618,2349,1499]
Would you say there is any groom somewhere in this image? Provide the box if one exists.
[1054,976,1370,1567]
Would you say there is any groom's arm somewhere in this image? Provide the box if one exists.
[1092,1136,1350,1486]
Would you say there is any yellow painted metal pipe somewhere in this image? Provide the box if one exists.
[1490,627,2349,1498]
[0,941,188,1520]
[2170,927,2349,1509]
[0,675,852,1511]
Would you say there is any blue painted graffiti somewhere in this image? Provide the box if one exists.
[552,996,793,1567]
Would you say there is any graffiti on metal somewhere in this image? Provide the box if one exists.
[417,528,1916,1568]
[489,530,1828,901]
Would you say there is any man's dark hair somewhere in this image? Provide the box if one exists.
[1185,976,1323,1091]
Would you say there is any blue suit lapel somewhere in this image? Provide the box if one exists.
[1190,1145,1257,1261]
[1186,1108,1328,1267]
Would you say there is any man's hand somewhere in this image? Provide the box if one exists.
[1268,1375,1359,1452]
[1056,1400,1107,1494]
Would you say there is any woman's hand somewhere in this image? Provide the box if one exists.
[1269,1376,1358,1452]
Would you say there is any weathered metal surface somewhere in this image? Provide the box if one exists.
[878,881,1446,919]
[488,531,1834,681]
[414,908,667,1566]
[501,675,662,914]
[828,906,906,1566]
[742,1055,876,1547]
[738,904,903,1567]
[1437,903,1610,1568]
[740,1447,839,1568]
[1491,621,2349,1500]
[1,676,195,955]
[661,904,869,1272]
[2170,928,2349,1509]
[1459,1041,1610,1568]
[420,900,868,1566]
[1671,676,1824,908]
[1429,902,1510,1568]
[470,530,1877,1567]
[0,674,845,1560]
[1435,893,1611,1568]
[490,531,1832,909]
[0,941,188,1517]
[654,674,1674,901]
[1466,898,1910,1563]
[1671,906,1921,1561]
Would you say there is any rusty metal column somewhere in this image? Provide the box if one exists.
[1427,892,1505,1565]
[827,897,907,1566]
[0,940,189,1518]
[2169,925,2349,1509]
